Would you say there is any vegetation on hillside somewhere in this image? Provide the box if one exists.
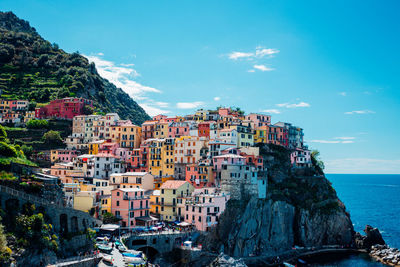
[0,11,150,125]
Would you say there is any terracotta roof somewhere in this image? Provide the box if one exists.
[160,180,187,189]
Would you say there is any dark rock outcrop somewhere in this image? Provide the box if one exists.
[208,253,247,267]
[355,225,385,249]
[203,194,353,258]
[201,144,354,259]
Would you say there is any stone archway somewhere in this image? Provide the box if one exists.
[71,216,78,232]
[137,246,159,261]
[82,219,87,229]
[60,213,68,234]
[5,198,19,214]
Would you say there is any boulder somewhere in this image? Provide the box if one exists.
[208,253,247,267]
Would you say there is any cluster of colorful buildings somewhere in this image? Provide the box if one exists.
[0,97,93,124]
[41,101,312,232]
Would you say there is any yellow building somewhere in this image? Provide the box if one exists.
[194,109,208,121]
[89,140,106,155]
[150,190,161,215]
[148,138,175,178]
[153,121,169,138]
[159,180,194,221]
[73,191,96,213]
[254,126,267,143]
[111,123,142,149]
[100,195,112,214]
[231,124,254,147]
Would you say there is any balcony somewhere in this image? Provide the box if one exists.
[129,206,149,211]
[123,195,150,200]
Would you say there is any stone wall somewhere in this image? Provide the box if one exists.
[0,185,102,234]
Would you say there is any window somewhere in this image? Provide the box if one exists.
[116,201,120,206]
[198,216,202,222]
[173,189,176,195]
[117,192,120,196]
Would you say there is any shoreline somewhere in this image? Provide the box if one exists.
[370,245,400,267]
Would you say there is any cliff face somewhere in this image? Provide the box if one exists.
[0,11,150,125]
[203,144,354,258]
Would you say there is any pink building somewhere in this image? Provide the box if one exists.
[178,187,230,231]
[98,142,119,155]
[168,122,189,138]
[246,113,271,127]
[35,97,93,120]
[51,149,79,163]
[290,148,312,168]
[212,154,245,171]
[111,188,152,228]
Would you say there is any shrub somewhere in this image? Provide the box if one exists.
[0,125,7,142]
[0,142,17,157]
[26,119,49,129]
[42,130,63,145]
[21,145,33,158]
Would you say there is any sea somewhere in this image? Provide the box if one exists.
[309,174,400,267]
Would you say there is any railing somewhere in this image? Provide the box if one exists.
[0,184,62,207]
[51,253,100,266]
[123,195,150,200]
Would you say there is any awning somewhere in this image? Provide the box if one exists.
[135,216,158,222]
[177,222,191,227]
[100,224,120,231]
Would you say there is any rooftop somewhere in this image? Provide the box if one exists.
[160,180,188,189]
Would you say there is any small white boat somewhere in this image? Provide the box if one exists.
[102,255,114,265]
[124,257,146,264]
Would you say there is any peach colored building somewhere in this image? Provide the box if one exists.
[111,188,151,228]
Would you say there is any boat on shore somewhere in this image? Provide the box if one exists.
[98,244,113,254]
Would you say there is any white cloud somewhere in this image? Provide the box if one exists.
[247,69,255,73]
[85,54,160,101]
[227,46,279,60]
[276,102,310,108]
[228,52,254,60]
[262,109,281,114]
[213,97,221,101]
[339,92,347,96]
[253,64,275,72]
[325,158,400,174]
[139,103,171,116]
[334,137,355,140]
[344,110,375,115]
[309,140,354,144]
[255,46,280,57]
[97,52,104,56]
[176,101,205,109]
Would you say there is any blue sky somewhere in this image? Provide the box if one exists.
[2,0,400,174]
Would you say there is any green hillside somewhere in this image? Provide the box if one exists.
[0,11,150,125]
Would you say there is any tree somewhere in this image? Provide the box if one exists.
[311,150,325,175]
[0,125,7,142]
[102,212,121,224]
[21,145,33,158]
[26,119,49,129]
[0,223,11,263]
[42,131,63,146]
[0,142,17,157]
[82,105,94,115]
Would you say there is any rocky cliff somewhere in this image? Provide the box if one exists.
[202,144,354,259]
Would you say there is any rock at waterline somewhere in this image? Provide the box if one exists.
[355,225,385,249]
[208,253,247,267]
